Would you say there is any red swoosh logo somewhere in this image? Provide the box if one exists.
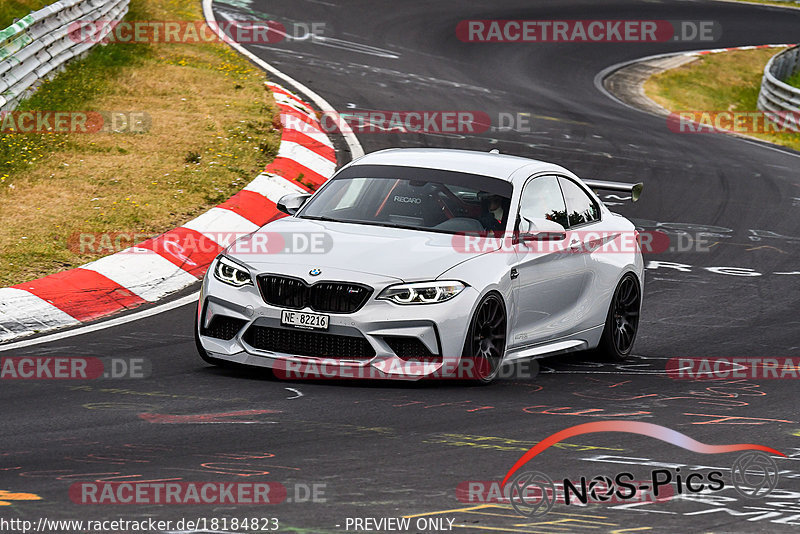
[501,420,784,487]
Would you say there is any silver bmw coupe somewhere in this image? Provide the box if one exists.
[196,148,644,383]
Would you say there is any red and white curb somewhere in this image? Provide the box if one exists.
[0,82,337,342]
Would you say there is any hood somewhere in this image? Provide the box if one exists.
[227,216,494,282]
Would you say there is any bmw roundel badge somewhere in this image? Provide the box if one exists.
[309,268,322,276]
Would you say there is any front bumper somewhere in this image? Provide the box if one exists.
[196,266,480,380]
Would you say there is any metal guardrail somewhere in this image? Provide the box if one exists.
[757,45,800,131]
[0,0,129,111]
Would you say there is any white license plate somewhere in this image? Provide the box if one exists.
[281,309,329,330]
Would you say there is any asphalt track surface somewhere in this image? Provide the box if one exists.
[2,1,800,532]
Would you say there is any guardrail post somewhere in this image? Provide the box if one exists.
[757,45,800,132]
[0,0,129,112]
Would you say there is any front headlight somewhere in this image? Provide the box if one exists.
[377,281,466,304]
[213,256,253,287]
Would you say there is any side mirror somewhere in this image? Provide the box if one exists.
[276,193,311,215]
[517,217,567,243]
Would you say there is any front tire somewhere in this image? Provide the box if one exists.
[597,273,641,361]
[462,292,507,384]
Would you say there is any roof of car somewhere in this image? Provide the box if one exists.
[350,148,564,181]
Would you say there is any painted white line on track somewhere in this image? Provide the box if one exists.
[0,292,199,352]
[202,0,364,159]
[285,387,304,399]
[189,421,279,424]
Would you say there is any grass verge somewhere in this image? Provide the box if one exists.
[0,1,49,30]
[0,0,281,286]
[644,47,800,152]
[786,70,800,88]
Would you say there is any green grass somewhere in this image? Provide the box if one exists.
[0,1,49,30]
[0,0,280,285]
[785,69,800,88]
[19,33,151,111]
[0,6,150,181]
[644,47,800,152]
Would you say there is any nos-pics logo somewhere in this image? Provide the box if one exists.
[500,421,782,517]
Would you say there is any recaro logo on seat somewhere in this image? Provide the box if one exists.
[394,196,421,204]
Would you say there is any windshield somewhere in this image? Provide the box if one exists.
[298,164,513,235]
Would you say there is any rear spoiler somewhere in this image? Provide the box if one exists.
[583,179,643,203]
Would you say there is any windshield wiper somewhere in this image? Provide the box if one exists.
[299,215,342,222]
[300,215,383,226]
[360,221,421,231]
[299,216,455,235]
